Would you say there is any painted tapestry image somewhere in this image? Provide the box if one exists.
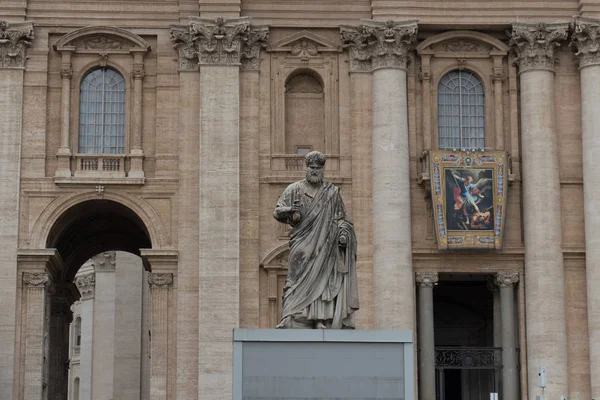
[429,151,509,250]
[445,169,494,231]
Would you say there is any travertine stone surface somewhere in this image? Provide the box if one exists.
[495,272,519,400]
[0,67,26,400]
[572,17,600,398]
[415,272,437,400]
[91,254,116,400]
[199,63,241,399]
[372,67,414,330]
[512,22,569,399]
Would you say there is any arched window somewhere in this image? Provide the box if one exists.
[438,70,485,150]
[74,316,81,347]
[79,68,126,154]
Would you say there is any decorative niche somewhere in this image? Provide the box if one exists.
[268,31,342,172]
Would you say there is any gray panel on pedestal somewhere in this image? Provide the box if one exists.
[233,329,414,400]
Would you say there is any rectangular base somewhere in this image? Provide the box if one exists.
[233,329,414,400]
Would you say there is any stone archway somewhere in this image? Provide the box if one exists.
[15,199,177,400]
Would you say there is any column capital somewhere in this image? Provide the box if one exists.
[508,22,568,73]
[495,271,520,288]
[23,271,49,288]
[74,272,95,300]
[341,20,418,72]
[148,273,173,289]
[170,17,268,70]
[571,17,600,69]
[416,272,439,288]
[92,251,116,272]
[0,20,34,69]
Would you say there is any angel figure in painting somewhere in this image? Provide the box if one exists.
[446,169,494,231]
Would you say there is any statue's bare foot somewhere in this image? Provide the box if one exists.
[315,321,326,329]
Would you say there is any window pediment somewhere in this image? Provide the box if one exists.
[53,26,150,54]
[268,31,341,56]
[417,31,509,56]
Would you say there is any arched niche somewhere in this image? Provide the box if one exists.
[284,69,325,155]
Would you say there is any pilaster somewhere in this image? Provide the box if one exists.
[571,16,600,399]
[1,21,33,400]
[495,272,519,400]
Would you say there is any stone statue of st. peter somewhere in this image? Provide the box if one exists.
[273,151,359,329]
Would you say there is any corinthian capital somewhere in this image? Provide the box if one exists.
[0,21,34,69]
[170,17,267,70]
[341,20,418,72]
[495,271,519,288]
[508,22,568,73]
[415,272,439,288]
[571,17,600,68]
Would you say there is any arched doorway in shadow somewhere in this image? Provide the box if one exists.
[17,199,176,400]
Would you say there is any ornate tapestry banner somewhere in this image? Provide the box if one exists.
[429,151,509,250]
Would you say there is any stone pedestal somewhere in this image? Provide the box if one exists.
[509,22,569,400]
[233,329,414,400]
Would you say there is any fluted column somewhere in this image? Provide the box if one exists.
[55,51,74,178]
[0,21,33,400]
[341,19,418,330]
[509,22,569,400]
[416,272,438,400]
[148,273,173,400]
[129,51,145,178]
[171,18,267,399]
[21,272,50,400]
[572,17,600,398]
[495,272,519,400]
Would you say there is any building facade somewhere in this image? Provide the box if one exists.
[1,1,599,399]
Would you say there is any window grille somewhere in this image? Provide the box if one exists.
[79,68,126,154]
[438,70,485,150]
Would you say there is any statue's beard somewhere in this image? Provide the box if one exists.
[306,171,323,184]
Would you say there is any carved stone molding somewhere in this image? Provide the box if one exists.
[148,273,173,289]
[0,21,34,69]
[445,40,480,52]
[508,22,568,73]
[23,272,49,287]
[341,20,418,72]
[75,272,96,300]
[132,68,146,80]
[60,68,72,79]
[495,271,520,288]
[170,17,268,70]
[571,17,600,68]
[93,251,116,272]
[83,36,123,50]
[415,272,439,288]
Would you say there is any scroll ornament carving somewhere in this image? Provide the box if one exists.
[416,272,439,288]
[445,40,480,52]
[341,20,418,72]
[0,21,34,68]
[571,19,600,68]
[60,68,73,79]
[495,271,519,287]
[83,36,123,50]
[148,273,173,288]
[23,272,49,287]
[170,17,269,70]
[508,22,568,72]
[132,68,146,80]
[290,39,319,61]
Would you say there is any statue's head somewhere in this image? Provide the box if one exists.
[305,151,325,185]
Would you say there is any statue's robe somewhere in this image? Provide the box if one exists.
[275,179,359,329]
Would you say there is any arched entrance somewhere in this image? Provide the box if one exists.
[16,199,177,400]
